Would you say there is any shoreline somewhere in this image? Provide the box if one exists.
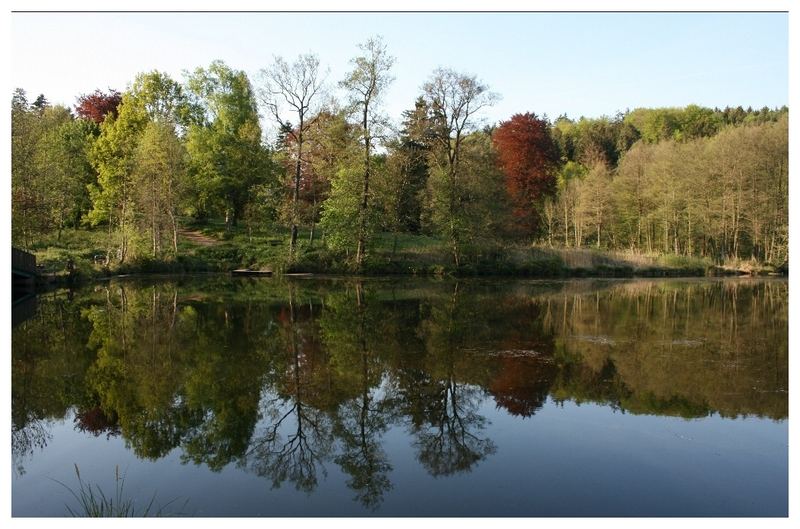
[25,229,786,288]
[33,261,784,290]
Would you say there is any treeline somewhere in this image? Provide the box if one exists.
[11,35,789,269]
[548,108,788,263]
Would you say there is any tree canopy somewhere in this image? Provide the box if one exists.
[10,41,789,270]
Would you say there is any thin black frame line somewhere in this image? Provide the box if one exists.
[9,10,791,14]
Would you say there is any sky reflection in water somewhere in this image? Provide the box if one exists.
[12,277,788,516]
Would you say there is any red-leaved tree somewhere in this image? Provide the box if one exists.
[75,88,122,124]
[493,113,561,237]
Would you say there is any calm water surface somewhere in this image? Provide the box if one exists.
[11,277,788,516]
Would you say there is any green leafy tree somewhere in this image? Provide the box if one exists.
[288,107,356,246]
[87,71,190,263]
[576,160,613,248]
[319,156,372,258]
[555,161,587,247]
[339,36,395,268]
[679,104,723,140]
[422,68,499,266]
[11,94,95,246]
[612,142,655,250]
[12,89,47,247]
[625,107,683,143]
[34,107,96,239]
[426,131,509,257]
[185,61,272,228]
[131,121,188,257]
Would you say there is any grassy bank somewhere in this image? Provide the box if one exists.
[26,223,784,285]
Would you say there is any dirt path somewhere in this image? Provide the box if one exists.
[179,229,219,247]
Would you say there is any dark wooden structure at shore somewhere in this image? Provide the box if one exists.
[12,247,37,296]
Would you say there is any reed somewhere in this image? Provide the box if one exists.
[53,464,187,517]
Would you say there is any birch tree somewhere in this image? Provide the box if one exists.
[339,36,394,267]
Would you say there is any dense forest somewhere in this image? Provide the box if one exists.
[11,36,789,274]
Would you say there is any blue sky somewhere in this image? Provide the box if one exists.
[11,12,788,135]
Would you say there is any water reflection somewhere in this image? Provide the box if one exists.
[12,277,788,508]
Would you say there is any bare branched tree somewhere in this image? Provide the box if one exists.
[422,68,499,266]
[258,54,328,257]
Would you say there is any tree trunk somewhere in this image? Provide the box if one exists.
[636,216,642,251]
[597,221,601,249]
[290,225,298,254]
[452,237,460,268]
[290,119,304,259]
[686,211,692,256]
[732,193,740,259]
[171,211,178,254]
[152,209,157,258]
[57,209,64,241]
[120,202,128,264]
[356,107,370,268]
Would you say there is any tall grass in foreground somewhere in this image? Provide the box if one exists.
[53,464,188,517]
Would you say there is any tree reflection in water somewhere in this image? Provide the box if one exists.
[325,283,393,509]
[247,284,333,492]
[11,277,788,507]
[411,380,495,477]
[399,283,496,476]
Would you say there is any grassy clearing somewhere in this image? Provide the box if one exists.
[28,229,109,280]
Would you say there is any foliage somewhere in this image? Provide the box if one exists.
[339,35,395,267]
[75,89,123,125]
[130,121,187,258]
[12,94,95,247]
[426,131,510,259]
[385,97,434,233]
[320,162,372,258]
[280,108,356,244]
[258,53,328,256]
[493,112,560,238]
[10,49,789,273]
[185,61,273,227]
[421,67,500,266]
[85,71,191,263]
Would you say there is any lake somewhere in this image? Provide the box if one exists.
[11,276,788,516]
